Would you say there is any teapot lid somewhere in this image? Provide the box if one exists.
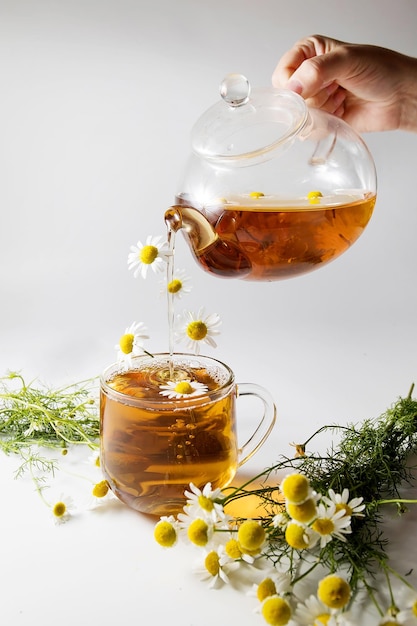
[191,74,309,162]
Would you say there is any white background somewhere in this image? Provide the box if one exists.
[0,1,416,624]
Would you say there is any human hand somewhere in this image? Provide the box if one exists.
[272,34,417,133]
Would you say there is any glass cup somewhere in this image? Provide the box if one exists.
[100,352,276,516]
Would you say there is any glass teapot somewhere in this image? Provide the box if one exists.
[165,74,377,282]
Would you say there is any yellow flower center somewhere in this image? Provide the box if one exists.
[285,522,309,549]
[92,480,109,498]
[286,498,317,523]
[187,518,209,546]
[198,494,214,512]
[119,333,134,354]
[140,244,158,265]
[174,381,194,395]
[413,600,417,617]
[52,502,66,518]
[317,575,351,609]
[225,538,243,560]
[335,502,351,516]
[186,321,208,341]
[314,614,331,625]
[154,520,177,548]
[257,578,277,602]
[281,473,310,503]
[249,191,265,198]
[312,518,335,536]
[237,520,266,552]
[167,279,182,293]
[204,551,220,577]
[261,596,292,626]
[307,190,323,205]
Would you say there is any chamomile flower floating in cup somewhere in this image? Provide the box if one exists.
[115,321,150,365]
[175,307,221,355]
[159,379,208,399]
[128,234,170,279]
[160,268,192,299]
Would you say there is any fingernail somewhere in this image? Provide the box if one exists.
[286,79,304,95]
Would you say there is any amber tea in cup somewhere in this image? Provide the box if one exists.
[100,353,276,516]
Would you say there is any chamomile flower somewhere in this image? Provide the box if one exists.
[395,587,417,624]
[294,593,336,625]
[198,546,230,588]
[252,572,292,602]
[379,616,401,626]
[280,472,312,504]
[317,574,351,610]
[272,511,290,530]
[88,451,101,469]
[224,537,256,564]
[311,502,352,548]
[175,307,221,355]
[51,495,74,525]
[260,594,292,626]
[92,479,110,499]
[285,521,319,550]
[160,268,192,299]
[159,379,209,400]
[307,190,323,205]
[127,235,170,279]
[286,496,318,524]
[154,516,180,548]
[237,520,266,554]
[322,488,365,518]
[183,482,228,523]
[178,515,214,547]
[115,321,150,364]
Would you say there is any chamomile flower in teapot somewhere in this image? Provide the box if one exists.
[165,74,376,281]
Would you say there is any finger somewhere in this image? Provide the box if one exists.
[272,34,344,88]
[272,37,324,87]
[284,48,353,100]
[301,82,339,109]
[307,87,347,115]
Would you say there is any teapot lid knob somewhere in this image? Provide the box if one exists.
[220,74,250,107]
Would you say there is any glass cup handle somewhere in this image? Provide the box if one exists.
[236,383,277,467]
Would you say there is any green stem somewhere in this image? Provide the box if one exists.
[378,498,417,506]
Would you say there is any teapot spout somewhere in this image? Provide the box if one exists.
[165,205,219,252]
[164,205,252,279]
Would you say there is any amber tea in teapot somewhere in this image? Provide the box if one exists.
[168,191,375,281]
